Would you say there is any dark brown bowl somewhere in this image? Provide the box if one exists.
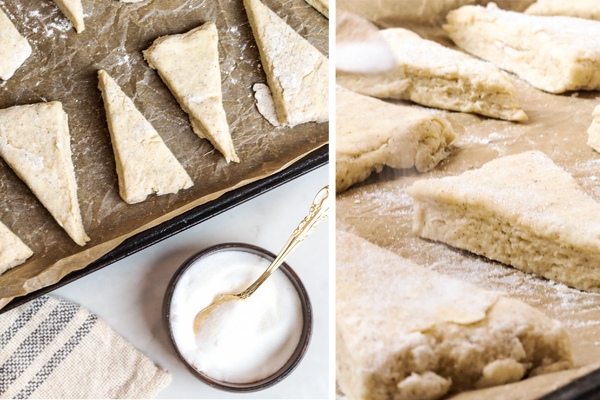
[163,243,313,392]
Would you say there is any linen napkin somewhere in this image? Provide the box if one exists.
[0,295,171,399]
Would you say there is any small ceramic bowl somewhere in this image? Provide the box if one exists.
[163,243,313,392]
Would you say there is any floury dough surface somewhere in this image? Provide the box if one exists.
[143,22,239,163]
[444,3,600,93]
[525,0,600,20]
[336,87,455,192]
[408,151,600,293]
[0,222,33,276]
[337,231,572,400]
[244,0,329,127]
[0,8,31,81]
[337,28,527,121]
[0,0,327,308]
[98,70,193,204]
[336,32,600,396]
[0,102,89,247]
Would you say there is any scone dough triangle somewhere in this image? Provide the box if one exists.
[53,0,84,33]
[0,102,89,246]
[407,151,600,292]
[337,230,572,400]
[337,28,527,121]
[306,0,329,18]
[0,221,33,275]
[144,22,239,163]
[244,0,329,126]
[444,3,600,93]
[336,87,455,192]
[98,70,194,204]
[0,8,32,80]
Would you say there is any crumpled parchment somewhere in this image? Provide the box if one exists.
[0,0,328,308]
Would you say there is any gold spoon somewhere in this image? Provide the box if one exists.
[192,185,330,335]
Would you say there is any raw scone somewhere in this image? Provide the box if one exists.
[337,230,573,400]
[0,102,89,246]
[407,151,600,292]
[244,0,329,126]
[306,0,329,18]
[336,87,455,193]
[337,28,527,121]
[444,3,600,93]
[0,8,32,80]
[525,0,600,20]
[587,104,600,153]
[98,70,193,204]
[0,222,33,276]
[143,22,239,163]
[53,0,84,33]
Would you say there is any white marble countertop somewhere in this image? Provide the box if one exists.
[51,165,329,399]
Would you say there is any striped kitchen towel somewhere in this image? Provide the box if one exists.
[0,296,171,399]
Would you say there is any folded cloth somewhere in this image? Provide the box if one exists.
[0,296,171,399]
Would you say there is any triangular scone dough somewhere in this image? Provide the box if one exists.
[337,230,572,400]
[244,0,329,126]
[0,8,32,80]
[306,0,329,18]
[143,22,238,163]
[53,0,84,33]
[338,28,527,121]
[98,70,194,204]
[336,87,455,192]
[407,151,600,292]
[444,3,600,93]
[0,102,89,246]
[0,221,33,275]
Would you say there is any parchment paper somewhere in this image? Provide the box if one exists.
[0,0,328,308]
[336,16,600,400]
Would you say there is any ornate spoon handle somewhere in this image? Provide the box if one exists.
[239,186,330,300]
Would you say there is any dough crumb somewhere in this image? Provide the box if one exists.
[475,359,525,388]
[397,372,451,400]
[253,83,281,127]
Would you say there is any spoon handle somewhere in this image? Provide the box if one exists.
[239,186,330,299]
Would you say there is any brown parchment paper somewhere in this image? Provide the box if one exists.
[335,14,600,400]
[0,0,328,308]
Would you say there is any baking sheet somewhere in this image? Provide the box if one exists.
[335,20,600,400]
[0,145,328,313]
[0,0,328,308]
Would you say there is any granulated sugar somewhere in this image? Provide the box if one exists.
[170,250,303,383]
